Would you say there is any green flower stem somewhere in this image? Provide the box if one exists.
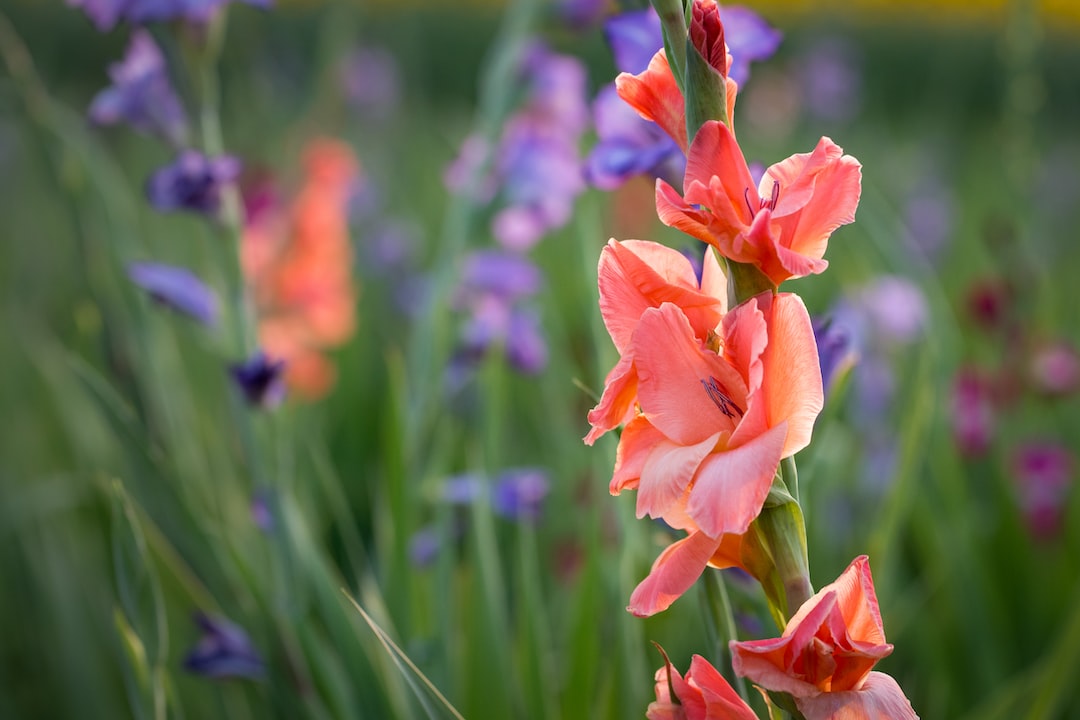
[701,570,750,703]
[649,0,688,92]
[781,455,799,504]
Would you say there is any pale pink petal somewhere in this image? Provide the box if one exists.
[615,50,688,151]
[585,353,638,445]
[829,556,887,645]
[610,416,663,494]
[699,246,728,310]
[634,304,747,446]
[636,431,722,520]
[761,293,825,457]
[628,531,722,616]
[795,672,919,720]
[766,137,862,264]
[722,294,768,394]
[686,421,786,537]
[688,655,759,720]
[656,180,717,248]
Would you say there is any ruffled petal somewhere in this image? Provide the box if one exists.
[628,531,721,616]
[795,672,920,720]
[686,420,786,537]
[636,431,722,520]
[610,415,662,494]
[634,304,747,446]
[585,353,638,445]
[762,293,825,457]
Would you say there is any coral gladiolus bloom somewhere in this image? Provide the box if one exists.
[600,285,822,616]
[656,120,862,287]
[730,555,919,719]
[647,654,757,720]
[243,139,359,399]
[585,239,728,445]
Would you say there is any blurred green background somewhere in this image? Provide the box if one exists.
[1,0,1079,718]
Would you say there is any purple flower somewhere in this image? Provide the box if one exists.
[250,490,274,532]
[719,6,783,87]
[230,351,286,408]
[856,276,928,346]
[88,30,187,146]
[505,308,547,375]
[797,37,861,124]
[146,150,241,216]
[1011,442,1074,540]
[408,526,441,567]
[492,468,550,522]
[184,613,264,680]
[442,473,484,505]
[128,262,219,326]
[604,9,662,75]
[585,85,685,190]
[812,314,859,397]
[340,47,401,119]
[554,0,609,29]
[458,251,542,303]
[69,0,271,30]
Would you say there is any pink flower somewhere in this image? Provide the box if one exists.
[647,654,757,720]
[1029,340,1080,396]
[585,239,729,445]
[1011,442,1074,540]
[730,556,918,719]
[950,366,996,457]
[655,120,861,287]
[590,256,822,614]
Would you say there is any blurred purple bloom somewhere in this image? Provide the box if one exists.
[585,85,685,190]
[128,262,219,326]
[505,308,548,375]
[492,468,550,522]
[458,250,542,302]
[442,473,484,505]
[798,37,861,123]
[604,9,661,75]
[719,6,782,87]
[147,150,241,215]
[230,351,286,408]
[1011,442,1074,540]
[408,526,441,567]
[70,0,270,30]
[184,613,264,680]
[812,314,859,397]
[951,366,996,457]
[340,47,401,119]
[554,0,609,29]
[250,490,274,532]
[88,30,187,146]
[903,178,954,261]
[856,276,928,345]
[443,134,496,202]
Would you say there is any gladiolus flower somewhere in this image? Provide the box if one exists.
[656,120,862,287]
[585,239,728,446]
[184,613,264,681]
[128,262,219,326]
[730,555,918,719]
[586,240,823,615]
[647,653,757,720]
[146,150,241,216]
[242,139,359,399]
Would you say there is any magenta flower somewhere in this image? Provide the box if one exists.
[951,367,996,457]
[184,613,264,681]
[1029,340,1080,396]
[89,30,187,146]
[1011,442,1074,540]
[147,150,241,216]
[128,262,219,326]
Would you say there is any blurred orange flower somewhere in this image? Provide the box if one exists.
[730,555,918,719]
[242,138,359,399]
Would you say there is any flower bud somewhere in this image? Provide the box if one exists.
[690,0,727,77]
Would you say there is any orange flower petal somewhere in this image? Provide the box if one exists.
[795,671,920,720]
[615,50,688,152]
[628,531,721,617]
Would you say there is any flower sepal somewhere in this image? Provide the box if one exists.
[727,257,777,307]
